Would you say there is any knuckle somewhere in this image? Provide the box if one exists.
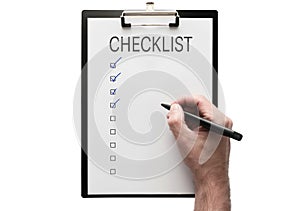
[167,116,181,127]
[194,95,205,102]
[225,117,233,128]
[204,113,214,122]
[195,95,211,109]
[173,118,182,127]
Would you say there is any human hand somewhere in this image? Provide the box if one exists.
[166,95,232,210]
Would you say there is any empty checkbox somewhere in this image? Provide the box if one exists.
[110,115,116,121]
[110,129,116,135]
[110,168,116,175]
[110,142,116,148]
[110,155,116,161]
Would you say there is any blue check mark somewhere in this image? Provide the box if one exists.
[110,72,121,82]
[110,98,120,108]
[110,88,117,95]
[110,57,122,69]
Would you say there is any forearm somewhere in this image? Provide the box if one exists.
[166,97,232,210]
[194,171,231,211]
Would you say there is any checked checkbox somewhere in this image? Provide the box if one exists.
[110,72,121,82]
[110,98,120,108]
[110,88,117,95]
[110,57,122,69]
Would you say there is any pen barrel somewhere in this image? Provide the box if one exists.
[160,104,243,141]
[184,112,243,141]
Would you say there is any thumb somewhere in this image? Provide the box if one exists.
[167,104,191,140]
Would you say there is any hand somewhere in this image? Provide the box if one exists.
[166,95,232,211]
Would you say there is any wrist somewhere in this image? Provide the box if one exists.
[193,165,229,191]
[193,164,230,211]
[193,138,230,187]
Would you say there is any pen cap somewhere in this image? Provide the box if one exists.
[232,132,243,141]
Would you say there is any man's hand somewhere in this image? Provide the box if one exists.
[166,95,232,211]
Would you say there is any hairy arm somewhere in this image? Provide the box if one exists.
[194,138,231,211]
[166,96,232,211]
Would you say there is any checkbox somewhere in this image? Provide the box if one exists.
[110,63,116,69]
[110,76,116,82]
[110,155,116,161]
[110,168,116,175]
[110,115,116,121]
[110,129,116,135]
[110,102,116,108]
[110,57,122,69]
[110,142,116,148]
[110,88,117,95]
[110,72,121,82]
[110,98,120,109]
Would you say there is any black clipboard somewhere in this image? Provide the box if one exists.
[81,8,218,198]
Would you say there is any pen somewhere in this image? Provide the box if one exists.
[161,103,243,141]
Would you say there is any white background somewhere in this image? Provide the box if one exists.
[0,0,299,210]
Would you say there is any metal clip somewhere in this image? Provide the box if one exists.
[121,2,179,27]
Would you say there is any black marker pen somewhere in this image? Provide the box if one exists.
[161,103,243,141]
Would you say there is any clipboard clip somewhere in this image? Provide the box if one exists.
[121,2,179,27]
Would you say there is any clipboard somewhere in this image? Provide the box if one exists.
[81,3,218,198]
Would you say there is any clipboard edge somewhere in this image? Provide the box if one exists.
[81,9,218,198]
